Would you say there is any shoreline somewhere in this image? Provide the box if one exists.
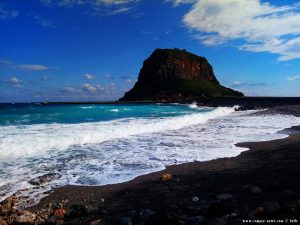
[30,130,300,225]
[1,105,300,224]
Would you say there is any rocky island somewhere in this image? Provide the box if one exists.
[120,48,243,102]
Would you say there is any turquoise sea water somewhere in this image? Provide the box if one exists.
[0,103,299,207]
[0,103,208,125]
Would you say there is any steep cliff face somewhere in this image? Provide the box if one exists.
[120,48,243,101]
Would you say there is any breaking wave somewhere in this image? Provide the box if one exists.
[0,107,235,159]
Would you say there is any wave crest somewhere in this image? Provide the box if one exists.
[0,107,235,159]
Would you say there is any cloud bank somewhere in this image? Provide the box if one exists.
[17,64,49,71]
[177,0,300,61]
[83,73,96,80]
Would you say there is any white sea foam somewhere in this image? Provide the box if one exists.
[1,107,300,207]
[0,107,235,159]
[188,102,198,109]
[110,109,119,112]
[80,106,94,109]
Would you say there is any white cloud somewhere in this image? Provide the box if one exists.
[233,81,241,85]
[18,64,49,71]
[2,60,54,71]
[98,0,139,5]
[59,82,123,100]
[124,78,135,83]
[82,83,97,93]
[231,81,245,88]
[105,6,131,15]
[41,0,139,6]
[287,75,300,81]
[178,0,300,61]
[7,77,23,88]
[0,60,54,71]
[168,0,195,7]
[63,86,78,94]
[0,4,18,20]
[40,0,140,15]
[96,84,105,91]
[83,73,96,80]
[121,76,136,84]
[62,83,109,97]
[230,81,266,88]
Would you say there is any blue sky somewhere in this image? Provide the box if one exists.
[1,0,300,102]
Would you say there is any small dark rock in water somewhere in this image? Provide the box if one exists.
[263,202,281,214]
[216,193,233,201]
[118,217,132,225]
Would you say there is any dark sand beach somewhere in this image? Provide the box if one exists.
[1,104,300,225]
